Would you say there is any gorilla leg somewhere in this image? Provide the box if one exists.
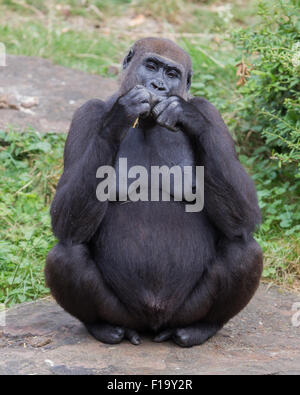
[155,237,263,347]
[45,243,141,345]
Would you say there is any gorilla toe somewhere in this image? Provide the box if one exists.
[153,328,173,343]
[85,323,125,344]
[173,323,221,347]
[125,328,141,345]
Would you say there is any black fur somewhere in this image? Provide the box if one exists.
[45,38,263,347]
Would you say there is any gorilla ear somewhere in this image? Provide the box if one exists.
[187,71,192,90]
[122,48,135,70]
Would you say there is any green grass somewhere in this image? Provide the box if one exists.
[0,22,126,76]
[0,130,65,306]
[257,233,300,289]
[0,0,258,76]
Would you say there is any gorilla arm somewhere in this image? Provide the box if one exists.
[51,86,151,244]
[152,96,261,239]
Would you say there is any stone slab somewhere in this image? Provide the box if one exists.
[0,284,299,375]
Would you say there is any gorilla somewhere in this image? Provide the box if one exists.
[45,37,263,347]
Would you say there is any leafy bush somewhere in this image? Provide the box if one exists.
[232,0,300,237]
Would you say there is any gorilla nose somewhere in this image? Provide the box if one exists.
[150,80,166,92]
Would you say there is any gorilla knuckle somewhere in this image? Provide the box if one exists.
[140,102,151,110]
[131,91,150,105]
[173,329,191,346]
[155,101,165,111]
[152,106,160,116]
[139,93,151,103]
[156,115,165,124]
[111,330,125,343]
[114,327,125,336]
[168,102,178,111]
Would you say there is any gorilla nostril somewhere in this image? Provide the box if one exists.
[151,81,166,91]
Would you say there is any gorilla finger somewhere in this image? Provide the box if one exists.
[125,328,141,345]
[156,113,173,128]
[168,96,180,103]
[157,115,178,132]
[156,113,171,127]
[165,123,179,132]
[135,85,151,97]
[134,84,146,91]
[150,93,164,107]
[152,96,180,117]
[126,86,149,102]
[166,101,180,112]
[153,328,173,342]
[133,91,151,104]
[139,93,152,104]
[139,103,151,117]
[152,100,170,118]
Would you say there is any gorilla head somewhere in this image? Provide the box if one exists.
[119,37,193,100]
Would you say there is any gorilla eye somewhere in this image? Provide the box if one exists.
[146,62,157,71]
[167,70,178,79]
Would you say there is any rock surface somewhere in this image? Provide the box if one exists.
[0,284,299,375]
[0,55,118,133]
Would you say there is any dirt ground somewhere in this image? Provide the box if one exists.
[0,55,117,133]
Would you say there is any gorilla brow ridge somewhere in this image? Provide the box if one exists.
[143,55,183,76]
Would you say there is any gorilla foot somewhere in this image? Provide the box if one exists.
[85,323,124,344]
[124,328,142,345]
[85,323,141,345]
[153,323,221,347]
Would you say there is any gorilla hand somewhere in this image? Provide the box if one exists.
[152,96,203,134]
[151,96,185,132]
[118,85,152,124]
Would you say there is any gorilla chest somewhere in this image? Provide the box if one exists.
[114,126,196,200]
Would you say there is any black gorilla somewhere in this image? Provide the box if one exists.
[45,37,263,347]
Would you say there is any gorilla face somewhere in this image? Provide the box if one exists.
[119,39,192,100]
[136,53,184,99]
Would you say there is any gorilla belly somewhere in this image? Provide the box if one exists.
[93,200,216,328]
